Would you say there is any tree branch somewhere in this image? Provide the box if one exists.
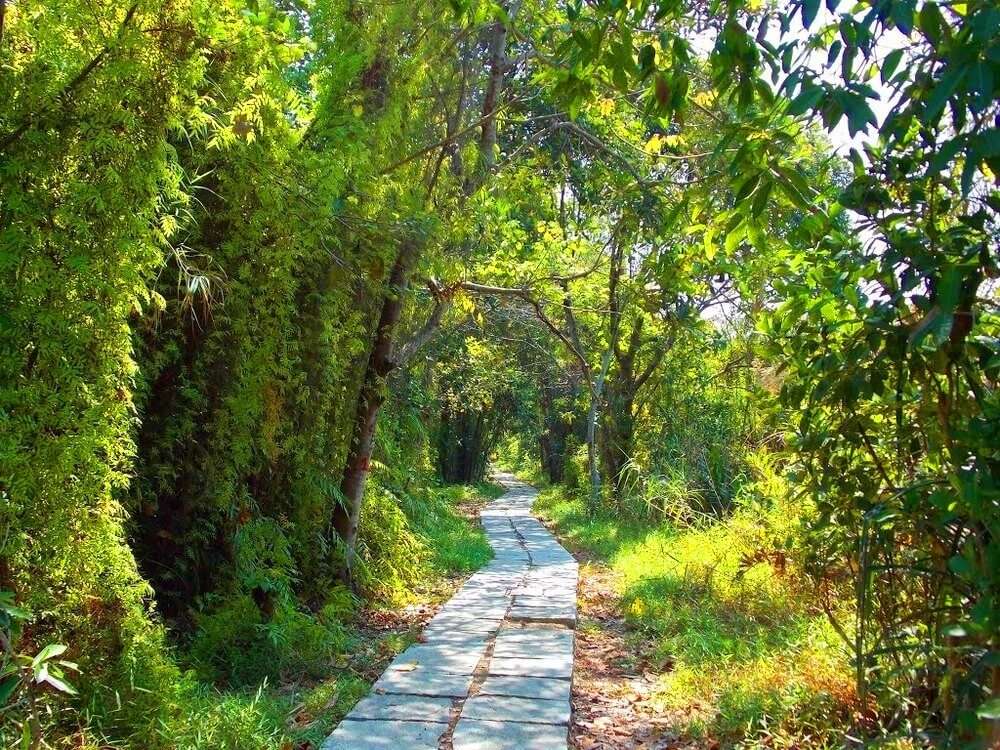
[455,280,593,381]
[634,335,672,390]
[395,281,454,366]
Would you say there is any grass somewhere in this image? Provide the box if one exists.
[412,482,498,574]
[534,485,856,748]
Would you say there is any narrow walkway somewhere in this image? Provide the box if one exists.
[322,474,578,750]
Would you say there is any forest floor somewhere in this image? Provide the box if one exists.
[568,556,683,749]
[532,483,857,750]
[570,551,677,750]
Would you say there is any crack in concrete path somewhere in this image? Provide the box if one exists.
[322,473,579,750]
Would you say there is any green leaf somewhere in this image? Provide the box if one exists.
[781,45,793,73]
[0,592,28,621]
[843,93,877,136]
[922,65,964,125]
[751,179,774,216]
[734,172,762,204]
[961,155,978,196]
[976,697,1000,720]
[908,306,953,350]
[788,85,824,116]
[881,49,904,84]
[892,0,914,34]
[801,0,820,29]
[725,225,745,253]
[36,667,77,696]
[936,266,962,313]
[31,643,67,669]
[940,623,967,637]
[638,44,655,77]
[918,2,945,44]
[0,676,18,705]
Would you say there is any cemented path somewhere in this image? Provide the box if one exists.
[322,474,578,750]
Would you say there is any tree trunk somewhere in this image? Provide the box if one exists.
[586,394,601,513]
[584,344,613,514]
[333,240,417,582]
[601,377,636,504]
[478,1,523,171]
[608,405,636,502]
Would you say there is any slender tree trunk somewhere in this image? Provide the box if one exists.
[601,375,637,504]
[333,240,417,582]
[586,349,611,514]
[585,393,601,513]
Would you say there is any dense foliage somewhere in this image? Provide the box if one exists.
[0,0,996,747]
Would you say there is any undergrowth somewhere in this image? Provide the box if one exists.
[534,482,856,748]
[4,481,495,750]
[413,483,499,575]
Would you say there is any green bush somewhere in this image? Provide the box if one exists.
[353,482,429,602]
[187,596,350,687]
[562,443,590,500]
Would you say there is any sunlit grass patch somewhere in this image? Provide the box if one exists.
[412,483,495,574]
[534,486,855,747]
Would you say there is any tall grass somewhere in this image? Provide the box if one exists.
[534,481,856,747]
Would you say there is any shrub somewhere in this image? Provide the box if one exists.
[562,443,590,501]
[187,595,350,687]
[353,482,429,602]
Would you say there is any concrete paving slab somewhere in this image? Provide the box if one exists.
[422,619,501,637]
[489,654,573,679]
[372,667,475,697]
[321,719,448,749]
[477,675,572,702]
[461,694,570,725]
[452,719,568,749]
[434,605,510,620]
[508,604,576,626]
[348,693,454,722]
[493,628,574,656]
[388,644,484,674]
[514,595,575,609]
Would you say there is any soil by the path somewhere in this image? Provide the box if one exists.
[564,555,698,750]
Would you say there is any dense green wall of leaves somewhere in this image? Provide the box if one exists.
[0,0,215,718]
[0,0,442,742]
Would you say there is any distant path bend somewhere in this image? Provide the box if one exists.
[323,473,578,750]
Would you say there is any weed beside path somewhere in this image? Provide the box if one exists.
[147,482,499,750]
[534,486,856,749]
